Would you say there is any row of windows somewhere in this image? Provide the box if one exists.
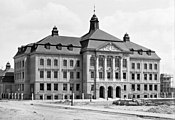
[131,73,158,80]
[16,84,24,91]
[15,72,24,80]
[131,84,158,91]
[90,71,126,80]
[40,58,80,67]
[39,71,80,79]
[15,60,25,69]
[39,83,80,91]
[90,56,127,68]
[131,94,157,99]
[131,63,158,70]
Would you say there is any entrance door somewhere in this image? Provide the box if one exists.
[116,86,121,98]
[99,86,105,98]
[108,86,113,98]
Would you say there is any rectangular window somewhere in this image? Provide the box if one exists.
[137,63,140,69]
[107,57,112,67]
[149,84,152,91]
[144,74,147,80]
[123,73,126,79]
[90,57,95,66]
[40,71,44,78]
[63,60,67,66]
[137,84,140,91]
[91,71,94,78]
[115,72,119,79]
[63,71,67,79]
[76,60,80,67]
[124,85,126,91]
[47,83,51,91]
[76,84,80,91]
[54,59,58,66]
[131,63,135,69]
[123,59,127,68]
[40,59,44,66]
[40,83,44,91]
[107,72,111,79]
[70,72,74,79]
[149,64,152,70]
[115,58,120,67]
[154,74,157,80]
[154,85,157,91]
[70,83,73,91]
[22,60,25,67]
[137,74,140,80]
[76,72,80,79]
[54,84,58,91]
[70,60,74,67]
[99,72,103,79]
[144,63,147,69]
[137,95,140,98]
[63,84,67,91]
[47,71,51,78]
[131,73,135,80]
[149,74,152,80]
[131,84,135,91]
[54,71,58,78]
[144,84,147,91]
[91,85,94,91]
[22,72,24,79]
[154,64,157,70]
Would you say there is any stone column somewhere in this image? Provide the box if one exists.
[120,57,123,81]
[32,93,34,100]
[104,56,107,81]
[82,93,84,99]
[95,56,99,81]
[21,93,23,100]
[12,93,13,99]
[14,93,16,99]
[43,94,45,100]
[112,56,115,81]
[53,93,55,101]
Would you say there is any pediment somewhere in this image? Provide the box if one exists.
[98,43,122,52]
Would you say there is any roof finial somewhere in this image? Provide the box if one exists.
[93,5,95,14]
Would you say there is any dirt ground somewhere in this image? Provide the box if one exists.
[0,100,174,120]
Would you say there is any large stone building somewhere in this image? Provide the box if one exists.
[14,13,161,100]
[160,73,174,98]
[0,62,14,99]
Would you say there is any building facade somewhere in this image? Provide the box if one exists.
[14,13,161,100]
[160,73,174,98]
[0,62,15,99]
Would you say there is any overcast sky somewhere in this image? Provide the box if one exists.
[0,0,174,84]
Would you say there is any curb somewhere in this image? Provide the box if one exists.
[34,103,175,120]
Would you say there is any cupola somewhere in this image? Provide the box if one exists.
[6,62,11,70]
[123,33,130,42]
[51,26,58,36]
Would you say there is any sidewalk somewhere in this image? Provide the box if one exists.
[33,101,175,120]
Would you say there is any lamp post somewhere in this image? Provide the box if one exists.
[71,84,74,106]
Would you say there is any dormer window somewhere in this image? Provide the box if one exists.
[31,43,38,52]
[18,47,22,52]
[45,43,51,49]
[130,48,134,54]
[146,50,152,56]
[67,44,73,51]
[21,46,27,52]
[138,49,143,55]
[56,43,62,50]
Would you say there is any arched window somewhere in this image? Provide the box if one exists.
[56,43,62,50]
[45,43,50,49]
[40,59,44,66]
[90,56,95,66]
[47,59,51,66]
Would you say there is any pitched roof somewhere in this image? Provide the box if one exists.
[15,35,81,57]
[81,29,121,41]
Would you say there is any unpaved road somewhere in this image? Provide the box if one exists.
[0,100,166,120]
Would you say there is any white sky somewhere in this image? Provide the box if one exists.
[0,0,174,85]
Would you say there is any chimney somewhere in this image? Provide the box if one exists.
[123,33,130,42]
[51,26,58,36]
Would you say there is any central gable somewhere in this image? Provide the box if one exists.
[98,42,122,52]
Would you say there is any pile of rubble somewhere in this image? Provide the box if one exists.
[146,105,175,114]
